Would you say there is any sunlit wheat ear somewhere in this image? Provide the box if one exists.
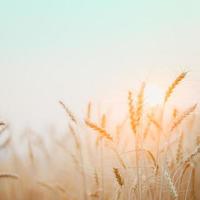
[164,170,178,199]
[128,91,136,134]
[0,173,19,180]
[113,168,124,187]
[171,104,197,132]
[85,120,112,140]
[136,82,145,127]
[176,132,184,163]
[59,100,77,124]
[164,72,187,103]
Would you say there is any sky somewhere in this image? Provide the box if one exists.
[0,0,200,130]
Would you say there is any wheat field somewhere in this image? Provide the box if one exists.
[0,72,199,200]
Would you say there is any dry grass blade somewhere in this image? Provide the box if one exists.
[85,120,112,140]
[59,100,77,124]
[164,72,187,103]
[113,168,124,187]
[171,104,197,131]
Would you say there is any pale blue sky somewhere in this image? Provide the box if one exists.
[0,0,200,130]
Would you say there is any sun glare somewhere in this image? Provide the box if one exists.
[145,84,164,106]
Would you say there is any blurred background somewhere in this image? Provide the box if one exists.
[0,0,200,131]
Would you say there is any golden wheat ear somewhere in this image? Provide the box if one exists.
[113,168,124,187]
[128,90,136,134]
[136,82,145,127]
[85,119,112,140]
[164,72,187,104]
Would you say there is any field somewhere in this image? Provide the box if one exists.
[0,72,199,200]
